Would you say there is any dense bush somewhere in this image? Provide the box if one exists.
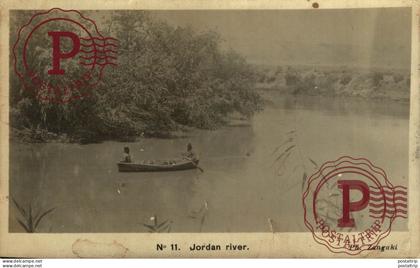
[340,74,353,85]
[10,11,263,142]
[285,68,299,86]
[393,74,404,83]
[372,72,384,87]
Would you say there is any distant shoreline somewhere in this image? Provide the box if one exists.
[10,92,410,145]
[253,65,410,102]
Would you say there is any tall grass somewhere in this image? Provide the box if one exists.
[188,200,209,232]
[12,197,55,233]
[272,128,357,231]
[272,129,318,191]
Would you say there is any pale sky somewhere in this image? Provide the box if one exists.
[151,8,411,69]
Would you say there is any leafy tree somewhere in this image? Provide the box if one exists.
[10,10,263,142]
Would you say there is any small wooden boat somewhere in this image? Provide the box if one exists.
[117,158,199,172]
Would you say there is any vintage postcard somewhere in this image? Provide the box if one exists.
[0,0,419,258]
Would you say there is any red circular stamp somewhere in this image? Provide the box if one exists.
[302,156,407,255]
[13,8,118,103]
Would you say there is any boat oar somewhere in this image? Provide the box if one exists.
[183,157,204,173]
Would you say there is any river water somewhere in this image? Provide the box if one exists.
[9,92,409,232]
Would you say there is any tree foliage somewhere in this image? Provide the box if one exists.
[10,11,263,142]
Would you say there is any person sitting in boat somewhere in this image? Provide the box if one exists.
[182,143,198,161]
[122,146,132,163]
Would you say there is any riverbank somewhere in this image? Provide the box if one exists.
[10,90,409,145]
[9,93,409,233]
[10,127,192,144]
